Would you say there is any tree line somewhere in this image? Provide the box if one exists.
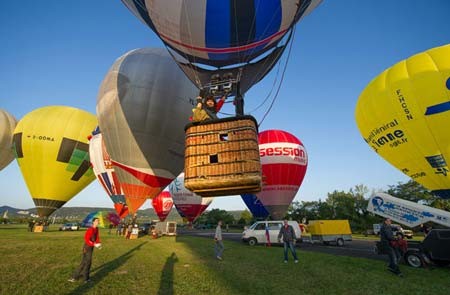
[194,180,450,232]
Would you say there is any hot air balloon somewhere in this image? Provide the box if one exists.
[81,211,113,228]
[241,193,270,220]
[355,44,450,199]
[0,109,17,171]
[96,48,198,213]
[256,130,308,219]
[13,106,97,217]
[168,173,213,223]
[152,191,173,222]
[122,0,322,103]
[89,127,129,218]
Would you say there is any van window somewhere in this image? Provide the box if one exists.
[267,222,281,230]
[254,223,266,230]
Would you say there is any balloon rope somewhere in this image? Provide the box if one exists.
[258,25,296,128]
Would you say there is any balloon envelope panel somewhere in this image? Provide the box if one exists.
[89,127,128,216]
[13,106,97,217]
[355,44,450,199]
[0,109,17,171]
[241,193,270,219]
[97,48,198,212]
[122,0,322,67]
[256,130,308,219]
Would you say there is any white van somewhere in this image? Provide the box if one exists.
[242,220,301,246]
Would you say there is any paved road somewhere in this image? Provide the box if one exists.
[178,229,384,261]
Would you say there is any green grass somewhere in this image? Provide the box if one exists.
[1,224,449,295]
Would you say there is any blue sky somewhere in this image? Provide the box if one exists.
[1,1,449,211]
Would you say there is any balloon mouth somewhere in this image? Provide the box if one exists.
[33,199,66,217]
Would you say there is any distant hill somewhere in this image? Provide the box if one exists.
[0,205,245,223]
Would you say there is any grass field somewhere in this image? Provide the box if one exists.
[1,224,449,295]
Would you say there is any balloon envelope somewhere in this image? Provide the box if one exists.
[81,211,106,228]
[256,130,308,219]
[122,0,322,67]
[169,173,213,223]
[152,191,173,222]
[13,106,97,217]
[89,126,129,218]
[241,193,270,219]
[0,109,17,171]
[96,48,198,213]
[121,0,322,94]
[355,44,450,199]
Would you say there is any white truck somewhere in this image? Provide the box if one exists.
[155,221,177,236]
[373,223,413,239]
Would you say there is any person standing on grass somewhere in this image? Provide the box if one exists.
[214,220,224,260]
[278,219,298,263]
[380,217,402,277]
[68,217,102,283]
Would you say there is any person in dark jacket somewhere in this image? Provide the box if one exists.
[278,220,298,263]
[380,218,402,276]
[68,218,102,283]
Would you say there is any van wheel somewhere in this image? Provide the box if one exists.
[336,238,344,247]
[248,238,257,246]
[405,252,423,268]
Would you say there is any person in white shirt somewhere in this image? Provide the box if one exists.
[214,220,224,260]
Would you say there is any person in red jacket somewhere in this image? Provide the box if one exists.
[68,218,101,283]
[391,232,408,263]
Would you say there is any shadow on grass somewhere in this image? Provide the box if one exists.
[157,252,178,295]
[67,242,147,295]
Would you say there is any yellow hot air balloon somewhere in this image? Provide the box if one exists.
[13,106,98,217]
[355,44,450,198]
[0,109,18,171]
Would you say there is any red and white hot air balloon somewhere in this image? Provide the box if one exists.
[168,173,213,223]
[89,127,129,218]
[256,130,308,219]
[152,191,173,222]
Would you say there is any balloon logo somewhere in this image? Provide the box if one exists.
[255,130,308,219]
[96,48,198,213]
[169,173,212,223]
[355,44,450,199]
[0,109,17,171]
[13,106,97,217]
[152,191,173,222]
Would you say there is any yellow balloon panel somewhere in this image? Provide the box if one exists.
[13,106,97,216]
[355,44,450,198]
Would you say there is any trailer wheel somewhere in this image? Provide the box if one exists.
[336,238,344,247]
[405,252,423,268]
[248,238,257,246]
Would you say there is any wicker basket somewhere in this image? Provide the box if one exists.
[184,116,262,197]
